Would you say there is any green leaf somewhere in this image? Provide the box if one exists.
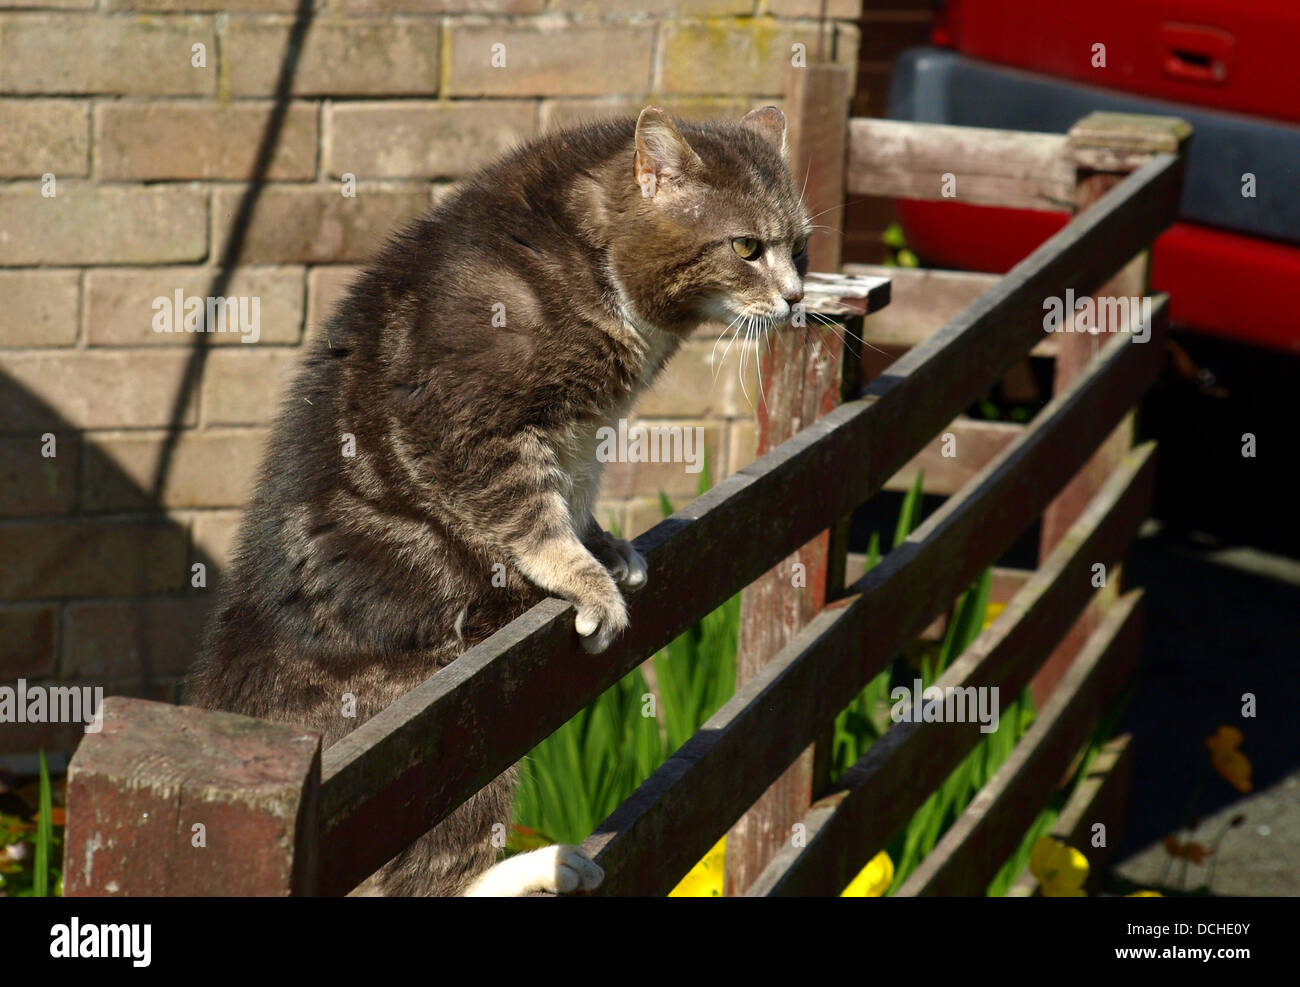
[35,749,52,898]
[893,470,926,550]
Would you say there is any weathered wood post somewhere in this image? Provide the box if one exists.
[63,697,321,895]
[723,59,856,896]
[1031,113,1191,704]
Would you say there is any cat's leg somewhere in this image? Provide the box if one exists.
[462,845,604,897]
[503,493,630,654]
[350,764,518,897]
[583,516,648,592]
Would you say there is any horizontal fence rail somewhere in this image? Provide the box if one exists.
[895,589,1144,896]
[847,118,1076,211]
[581,304,1165,896]
[748,444,1155,896]
[313,153,1184,896]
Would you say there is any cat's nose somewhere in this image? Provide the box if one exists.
[783,287,804,305]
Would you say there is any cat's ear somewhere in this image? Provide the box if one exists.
[634,107,700,199]
[740,106,788,158]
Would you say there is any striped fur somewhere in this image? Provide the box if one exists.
[187,107,811,896]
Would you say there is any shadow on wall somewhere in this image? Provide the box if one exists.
[0,0,316,757]
[0,372,224,755]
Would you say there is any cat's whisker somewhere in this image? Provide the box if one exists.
[807,311,893,359]
[806,202,844,223]
[738,316,757,408]
[716,312,747,378]
[710,312,745,377]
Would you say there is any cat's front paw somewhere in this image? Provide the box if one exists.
[599,537,648,592]
[464,845,604,896]
[574,586,629,654]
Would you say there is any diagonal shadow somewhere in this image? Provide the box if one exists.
[147,0,317,510]
[123,0,318,694]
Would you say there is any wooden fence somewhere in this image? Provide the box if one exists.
[61,81,1190,896]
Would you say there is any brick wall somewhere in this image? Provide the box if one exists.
[0,0,861,753]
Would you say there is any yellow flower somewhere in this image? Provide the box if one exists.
[982,602,1006,629]
[1206,726,1252,793]
[1029,836,1089,896]
[669,837,726,897]
[841,850,894,897]
[1127,890,1163,897]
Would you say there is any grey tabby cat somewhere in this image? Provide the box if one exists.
[188,105,811,896]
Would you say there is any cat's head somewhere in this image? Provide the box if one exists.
[610,107,812,336]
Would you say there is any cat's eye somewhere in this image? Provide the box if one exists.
[732,237,762,261]
[792,236,808,257]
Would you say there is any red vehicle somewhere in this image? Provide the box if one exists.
[888,0,1300,354]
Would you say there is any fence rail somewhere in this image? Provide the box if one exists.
[63,105,1190,898]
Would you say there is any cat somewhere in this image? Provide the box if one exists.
[187,105,811,896]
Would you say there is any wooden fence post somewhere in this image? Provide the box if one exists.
[723,60,855,897]
[63,697,321,896]
[1031,113,1190,704]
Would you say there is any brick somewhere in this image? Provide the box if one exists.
[0,435,78,517]
[85,267,303,347]
[540,96,755,132]
[226,18,440,97]
[634,340,760,418]
[0,100,87,177]
[767,0,862,16]
[200,348,301,425]
[727,419,757,475]
[0,184,206,266]
[107,0,297,9]
[597,421,724,499]
[341,0,542,10]
[213,186,425,265]
[0,351,198,430]
[0,604,57,678]
[326,101,534,180]
[0,270,80,346]
[625,494,692,539]
[0,710,88,756]
[446,21,655,97]
[62,596,212,678]
[81,428,268,511]
[306,265,363,337]
[657,20,859,95]
[0,0,94,8]
[0,16,214,96]
[192,510,244,570]
[555,0,750,12]
[97,102,317,181]
[0,518,189,599]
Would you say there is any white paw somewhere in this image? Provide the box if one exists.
[547,845,604,893]
[574,590,629,654]
[616,541,648,591]
[594,536,649,592]
[464,845,604,896]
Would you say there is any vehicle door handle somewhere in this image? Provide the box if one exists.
[1160,22,1235,84]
